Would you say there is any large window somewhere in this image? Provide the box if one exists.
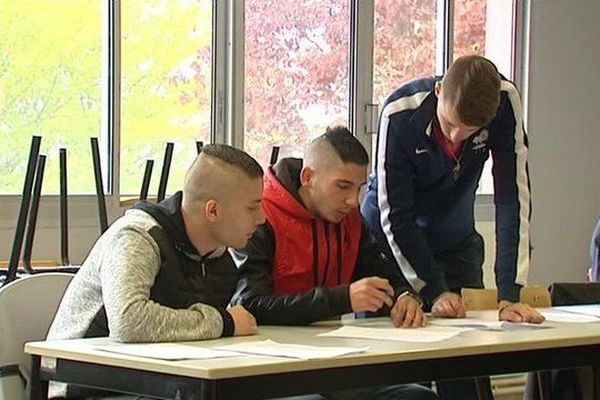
[120,0,212,196]
[0,1,102,194]
[1,0,522,202]
[244,0,350,166]
[455,0,515,78]
[455,0,516,194]
[373,0,517,195]
[453,0,486,60]
[373,0,437,107]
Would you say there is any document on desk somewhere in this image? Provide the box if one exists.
[541,309,600,323]
[429,318,504,330]
[318,325,471,342]
[552,304,600,318]
[429,318,550,331]
[96,343,240,361]
[212,339,369,359]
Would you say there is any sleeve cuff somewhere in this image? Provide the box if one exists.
[498,283,522,303]
[217,308,235,337]
[418,280,448,311]
[326,285,352,315]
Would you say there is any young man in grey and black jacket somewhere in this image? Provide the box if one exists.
[47,144,265,398]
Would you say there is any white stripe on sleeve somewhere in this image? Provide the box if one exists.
[376,91,429,292]
[501,81,530,286]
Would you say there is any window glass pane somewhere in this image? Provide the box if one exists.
[373,0,437,108]
[454,0,514,78]
[0,1,102,195]
[453,0,486,60]
[120,0,212,196]
[454,0,515,194]
[373,0,437,155]
[244,0,350,166]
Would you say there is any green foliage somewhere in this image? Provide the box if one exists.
[0,0,213,195]
[0,1,102,194]
[120,0,212,195]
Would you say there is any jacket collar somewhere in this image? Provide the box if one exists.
[265,158,315,222]
[133,192,225,261]
[409,90,437,137]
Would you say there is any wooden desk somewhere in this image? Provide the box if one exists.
[26,310,600,400]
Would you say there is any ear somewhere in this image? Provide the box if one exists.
[435,81,442,97]
[204,199,220,222]
[299,166,314,186]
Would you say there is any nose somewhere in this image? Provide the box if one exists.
[345,190,360,208]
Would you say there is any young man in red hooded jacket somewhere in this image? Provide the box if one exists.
[232,126,436,400]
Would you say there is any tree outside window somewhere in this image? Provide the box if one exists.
[244,0,350,166]
[120,0,212,196]
[0,1,102,194]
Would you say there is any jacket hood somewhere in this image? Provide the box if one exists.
[133,191,225,260]
[265,158,315,222]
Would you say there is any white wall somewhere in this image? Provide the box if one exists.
[525,0,600,285]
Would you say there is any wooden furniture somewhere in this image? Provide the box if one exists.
[520,285,552,308]
[461,288,497,310]
[461,286,552,309]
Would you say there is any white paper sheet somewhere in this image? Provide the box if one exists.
[541,310,600,323]
[552,304,600,318]
[429,318,549,331]
[212,339,369,359]
[429,318,504,330]
[317,325,471,343]
[498,321,551,330]
[96,343,240,360]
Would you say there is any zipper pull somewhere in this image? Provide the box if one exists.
[201,262,206,276]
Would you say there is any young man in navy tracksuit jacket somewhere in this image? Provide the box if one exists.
[361,55,544,399]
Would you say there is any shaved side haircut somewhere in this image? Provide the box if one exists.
[200,144,263,179]
[304,126,369,170]
[183,144,263,210]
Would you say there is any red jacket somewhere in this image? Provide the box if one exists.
[231,158,414,325]
[262,164,362,295]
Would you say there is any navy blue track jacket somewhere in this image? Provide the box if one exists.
[361,76,531,302]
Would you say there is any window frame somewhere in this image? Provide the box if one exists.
[0,0,529,236]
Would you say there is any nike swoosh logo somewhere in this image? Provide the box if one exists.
[415,148,429,155]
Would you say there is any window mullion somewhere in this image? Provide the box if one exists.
[436,0,454,75]
[513,0,530,116]
[349,0,375,160]
[108,0,120,198]
[213,0,244,148]
[227,0,244,149]
[212,0,227,145]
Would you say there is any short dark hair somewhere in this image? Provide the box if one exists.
[201,144,263,179]
[442,55,501,127]
[321,126,369,166]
